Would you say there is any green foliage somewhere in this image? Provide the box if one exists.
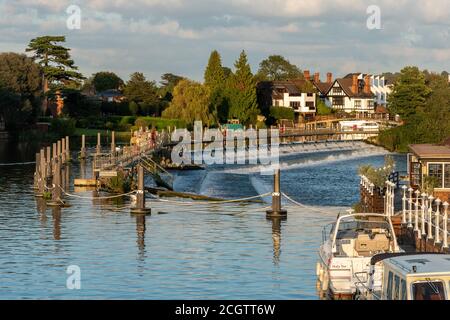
[378,70,450,152]
[316,99,332,115]
[124,72,159,107]
[63,89,101,118]
[256,55,302,81]
[134,116,186,131]
[204,50,225,88]
[422,176,439,195]
[358,155,396,188]
[162,79,215,126]
[269,107,295,121]
[388,66,431,119]
[92,71,124,92]
[159,73,184,103]
[0,52,42,129]
[50,118,76,137]
[227,51,259,125]
[26,36,84,90]
[129,101,139,116]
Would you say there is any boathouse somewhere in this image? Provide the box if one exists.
[408,140,450,202]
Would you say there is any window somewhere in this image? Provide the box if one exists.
[381,93,385,102]
[412,281,446,300]
[393,275,401,300]
[333,87,343,95]
[307,93,314,97]
[445,164,450,188]
[410,162,422,187]
[401,279,407,300]
[333,97,344,106]
[428,163,446,188]
[386,271,393,299]
[290,101,300,108]
[354,100,361,110]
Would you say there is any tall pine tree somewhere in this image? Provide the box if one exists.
[204,50,229,123]
[26,36,84,114]
[228,50,258,125]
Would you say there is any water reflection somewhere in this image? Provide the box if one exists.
[135,214,146,260]
[52,206,61,241]
[268,216,286,265]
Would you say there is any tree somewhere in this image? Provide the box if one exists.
[256,55,302,81]
[92,71,124,92]
[26,36,84,114]
[124,72,160,115]
[387,66,431,120]
[129,101,139,116]
[0,53,42,129]
[204,50,225,89]
[162,79,215,126]
[227,50,259,125]
[159,73,184,102]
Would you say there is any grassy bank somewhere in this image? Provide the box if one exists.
[73,128,132,140]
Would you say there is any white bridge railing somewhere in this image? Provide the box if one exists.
[400,185,449,249]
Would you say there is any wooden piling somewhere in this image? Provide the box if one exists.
[61,138,66,163]
[131,164,151,214]
[96,132,101,155]
[80,134,87,159]
[266,168,287,218]
[65,136,70,161]
[34,152,40,190]
[47,157,63,207]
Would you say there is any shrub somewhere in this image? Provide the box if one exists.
[50,118,76,137]
[269,107,295,121]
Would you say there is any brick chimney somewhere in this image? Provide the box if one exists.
[314,72,320,83]
[303,70,311,81]
[327,72,333,83]
[364,75,371,94]
[352,74,358,94]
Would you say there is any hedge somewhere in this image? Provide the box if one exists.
[269,107,295,120]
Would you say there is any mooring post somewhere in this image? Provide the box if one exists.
[61,138,66,163]
[34,152,40,190]
[48,157,63,207]
[80,134,86,160]
[65,136,70,162]
[111,131,116,158]
[266,168,287,218]
[37,149,46,196]
[57,140,61,160]
[46,146,52,184]
[96,132,101,155]
[131,164,151,214]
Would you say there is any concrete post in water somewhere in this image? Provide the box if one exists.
[65,136,70,161]
[96,132,101,155]
[434,199,441,244]
[443,202,448,249]
[131,164,151,214]
[80,134,87,159]
[266,169,287,218]
[427,195,434,239]
[408,187,413,228]
[414,190,420,232]
[421,193,427,236]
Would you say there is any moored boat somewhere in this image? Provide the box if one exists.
[317,212,401,299]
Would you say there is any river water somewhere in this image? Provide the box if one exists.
[0,140,406,299]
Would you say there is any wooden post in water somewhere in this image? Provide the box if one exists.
[96,132,101,155]
[111,131,116,157]
[266,168,287,218]
[80,134,87,159]
[65,136,70,161]
[46,146,52,184]
[131,164,151,214]
[48,156,63,207]
[34,152,40,190]
[61,138,66,163]
[57,140,62,160]
[37,149,46,197]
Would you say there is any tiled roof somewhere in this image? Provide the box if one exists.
[410,144,450,159]
[335,78,374,99]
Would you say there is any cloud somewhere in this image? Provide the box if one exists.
[0,0,448,82]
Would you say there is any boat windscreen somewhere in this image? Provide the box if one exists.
[338,220,390,233]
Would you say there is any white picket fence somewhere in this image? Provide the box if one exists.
[399,185,449,249]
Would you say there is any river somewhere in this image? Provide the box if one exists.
[0,140,406,299]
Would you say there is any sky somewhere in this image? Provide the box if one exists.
[0,0,449,83]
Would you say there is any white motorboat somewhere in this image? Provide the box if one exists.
[355,253,450,300]
[317,212,401,299]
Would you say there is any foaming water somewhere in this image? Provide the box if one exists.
[0,140,406,299]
